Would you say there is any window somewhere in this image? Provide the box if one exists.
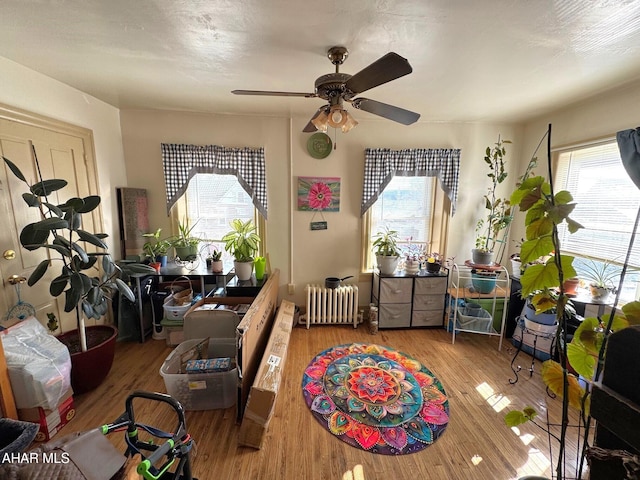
[181,173,263,262]
[555,141,640,303]
[364,176,437,270]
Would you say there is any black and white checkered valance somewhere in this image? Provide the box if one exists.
[361,148,461,216]
[161,143,268,219]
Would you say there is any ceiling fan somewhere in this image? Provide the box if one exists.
[232,46,420,133]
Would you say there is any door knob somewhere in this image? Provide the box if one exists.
[8,275,26,285]
[3,249,16,260]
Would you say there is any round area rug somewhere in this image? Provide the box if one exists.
[301,343,449,455]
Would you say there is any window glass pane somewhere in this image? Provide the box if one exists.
[369,176,434,262]
[185,173,255,259]
[556,142,640,302]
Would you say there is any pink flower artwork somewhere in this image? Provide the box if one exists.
[298,176,340,211]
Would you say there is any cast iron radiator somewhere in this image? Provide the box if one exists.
[302,284,360,329]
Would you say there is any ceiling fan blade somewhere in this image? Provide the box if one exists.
[344,52,413,95]
[232,89,316,98]
[302,107,327,132]
[351,98,420,125]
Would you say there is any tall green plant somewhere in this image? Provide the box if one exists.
[3,156,155,351]
[475,137,513,253]
[504,127,640,479]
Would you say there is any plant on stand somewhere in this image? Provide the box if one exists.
[473,136,513,265]
[222,219,260,281]
[3,156,155,393]
[372,226,401,275]
[504,126,640,479]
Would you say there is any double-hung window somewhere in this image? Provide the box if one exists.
[361,148,460,271]
[364,176,436,269]
[181,173,263,262]
[555,140,640,303]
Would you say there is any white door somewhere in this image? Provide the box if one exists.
[0,111,100,333]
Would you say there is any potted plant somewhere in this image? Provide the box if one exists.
[170,218,200,260]
[372,226,401,275]
[142,228,171,269]
[472,136,513,265]
[206,249,223,273]
[222,219,260,281]
[425,252,442,274]
[575,257,621,301]
[402,238,424,275]
[3,156,155,394]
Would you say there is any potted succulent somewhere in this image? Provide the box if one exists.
[3,156,155,394]
[472,136,512,265]
[222,219,260,281]
[170,218,200,260]
[372,226,401,275]
[142,228,171,269]
[206,249,223,273]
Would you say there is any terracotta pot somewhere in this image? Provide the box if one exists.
[57,325,118,394]
[563,277,579,295]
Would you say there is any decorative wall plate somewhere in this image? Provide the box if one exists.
[307,132,332,159]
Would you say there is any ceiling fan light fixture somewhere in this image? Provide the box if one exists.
[341,113,358,133]
[311,109,329,132]
[327,105,348,128]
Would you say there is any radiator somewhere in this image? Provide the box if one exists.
[302,284,360,329]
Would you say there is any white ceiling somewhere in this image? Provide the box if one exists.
[3,0,640,125]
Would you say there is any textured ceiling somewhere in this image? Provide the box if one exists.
[2,0,640,124]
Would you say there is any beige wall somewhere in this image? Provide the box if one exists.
[120,109,522,304]
[0,56,127,256]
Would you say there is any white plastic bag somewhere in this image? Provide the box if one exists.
[1,317,72,409]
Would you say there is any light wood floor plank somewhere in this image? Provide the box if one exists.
[68,326,578,480]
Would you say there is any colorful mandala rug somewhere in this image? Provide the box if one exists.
[301,343,449,455]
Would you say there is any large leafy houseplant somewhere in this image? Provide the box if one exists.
[372,226,401,275]
[474,137,513,261]
[3,156,154,353]
[504,126,640,479]
[222,218,260,281]
[222,219,260,262]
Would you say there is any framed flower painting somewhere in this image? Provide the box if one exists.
[298,176,340,212]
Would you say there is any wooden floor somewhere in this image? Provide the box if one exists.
[70,325,576,480]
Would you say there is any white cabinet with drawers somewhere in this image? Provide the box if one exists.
[371,270,448,329]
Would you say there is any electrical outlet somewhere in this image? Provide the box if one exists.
[287,283,295,295]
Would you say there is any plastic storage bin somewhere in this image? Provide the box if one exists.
[160,339,237,410]
[456,306,493,333]
[163,295,192,321]
[160,305,241,410]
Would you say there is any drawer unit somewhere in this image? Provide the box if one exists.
[379,303,412,328]
[372,271,448,329]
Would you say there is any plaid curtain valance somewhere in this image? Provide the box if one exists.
[361,148,461,216]
[161,143,268,218]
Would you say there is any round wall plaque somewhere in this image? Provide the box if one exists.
[307,132,332,159]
